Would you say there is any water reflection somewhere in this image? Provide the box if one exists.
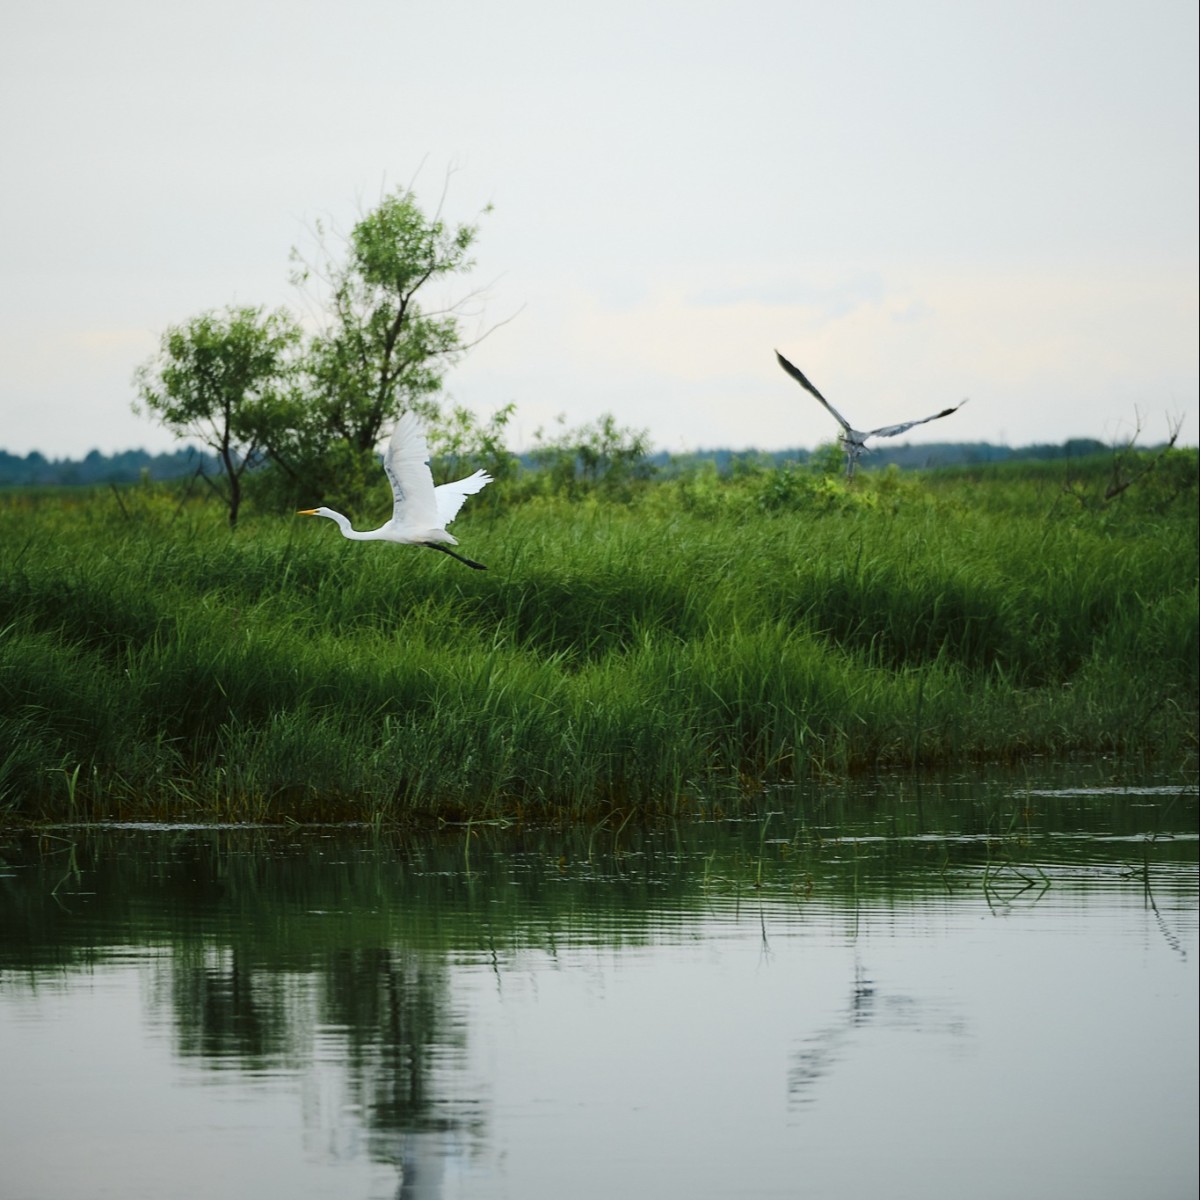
[315,949,480,1200]
[788,959,970,1107]
[0,771,1196,1200]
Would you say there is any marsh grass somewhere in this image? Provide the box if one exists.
[1,453,1196,822]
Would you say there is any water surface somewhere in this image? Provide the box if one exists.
[1,770,1196,1199]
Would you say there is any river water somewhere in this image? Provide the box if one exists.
[1,768,1196,1199]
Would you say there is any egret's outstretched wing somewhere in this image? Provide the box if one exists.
[434,470,492,526]
[775,350,853,433]
[867,399,968,440]
[383,411,441,533]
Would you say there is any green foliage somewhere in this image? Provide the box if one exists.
[1,457,1195,823]
[525,413,655,501]
[427,402,520,488]
[1060,444,1198,515]
[291,188,487,461]
[809,440,846,478]
[133,305,301,526]
[920,449,1199,534]
[130,189,493,518]
[753,462,869,513]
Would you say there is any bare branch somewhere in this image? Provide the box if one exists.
[1103,412,1183,501]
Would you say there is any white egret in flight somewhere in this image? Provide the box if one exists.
[298,411,493,570]
[775,350,968,479]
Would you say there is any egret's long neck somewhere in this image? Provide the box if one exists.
[324,510,375,541]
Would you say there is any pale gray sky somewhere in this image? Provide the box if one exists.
[1,0,1196,457]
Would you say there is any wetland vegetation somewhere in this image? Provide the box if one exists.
[1,448,1195,825]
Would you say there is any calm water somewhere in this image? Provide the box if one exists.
[1,770,1197,1200]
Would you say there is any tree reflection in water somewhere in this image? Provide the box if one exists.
[164,938,486,1195]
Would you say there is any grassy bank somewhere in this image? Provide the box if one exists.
[1,453,1196,823]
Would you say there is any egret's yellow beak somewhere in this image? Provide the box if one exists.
[296,509,319,515]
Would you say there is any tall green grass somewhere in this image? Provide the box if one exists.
[1,455,1196,822]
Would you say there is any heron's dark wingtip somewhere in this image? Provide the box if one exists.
[774,349,819,393]
[774,349,798,375]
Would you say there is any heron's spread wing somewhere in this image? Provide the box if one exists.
[775,350,854,433]
[435,469,493,526]
[867,399,968,440]
[383,411,442,532]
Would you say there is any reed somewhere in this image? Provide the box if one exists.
[0,453,1195,823]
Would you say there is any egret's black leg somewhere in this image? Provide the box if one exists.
[423,542,488,570]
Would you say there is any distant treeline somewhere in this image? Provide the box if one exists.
[0,446,217,487]
[655,438,1114,473]
[0,438,1119,488]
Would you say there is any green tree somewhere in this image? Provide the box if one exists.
[428,402,519,489]
[133,305,300,527]
[292,188,488,472]
[530,413,654,499]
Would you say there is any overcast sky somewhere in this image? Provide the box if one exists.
[1,0,1196,458]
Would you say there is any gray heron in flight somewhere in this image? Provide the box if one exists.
[298,410,492,569]
[775,349,968,479]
